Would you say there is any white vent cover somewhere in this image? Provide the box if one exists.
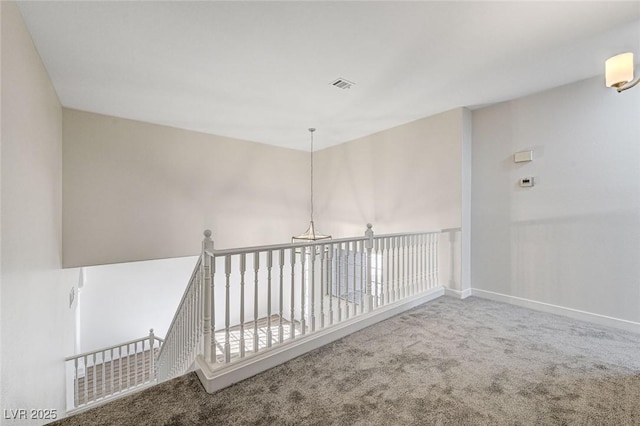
[331,78,355,89]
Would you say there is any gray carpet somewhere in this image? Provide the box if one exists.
[51,297,640,425]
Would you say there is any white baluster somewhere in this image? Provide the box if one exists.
[196,270,201,354]
[224,255,231,363]
[419,234,424,292]
[427,234,432,287]
[239,253,246,358]
[290,247,296,340]
[346,243,352,319]
[176,315,181,372]
[176,328,180,372]
[267,251,273,348]
[300,248,306,335]
[83,355,89,404]
[405,236,410,297]
[353,241,359,314]
[393,237,399,301]
[134,342,138,387]
[320,244,326,329]
[421,234,426,289]
[310,246,316,332]
[407,235,416,295]
[411,235,416,295]
[278,249,284,344]
[415,234,420,292]
[189,294,193,365]
[414,235,419,292]
[183,295,188,371]
[418,235,423,292]
[371,238,384,308]
[433,234,440,286]
[186,293,192,369]
[328,244,334,326]
[395,236,400,300]
[92,353,97,400]
[404,236,408,299]
[336,243,342,322]
[118,348,122,394]
[425,235,430,288]
[384,237,390,304]
[351,241,357,316]
[170,326,175,376]
[74,358,79,407]
[402,236,407,299]
[430,233,435,288]
[408,235,413,295]
[101,350,106,398]
[354,241,359,315]
[389,237,394,302]
[110,348,114,394]
[365,224,374,312]
[359,239,365,313]
[424,234,429,289]
[407,236,411,296]
[149,329,155,382]
[171,337,175,377]
[253,252,260,353]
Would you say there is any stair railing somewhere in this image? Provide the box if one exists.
[155,230,212,381]
[157,224,442,382]
[66,225,449,411]
[65,329,163,411]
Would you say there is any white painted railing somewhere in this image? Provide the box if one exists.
[156,253,206,381]
[65,330,163,411]
[156,224,442,382]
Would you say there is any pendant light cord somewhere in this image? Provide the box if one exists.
[309,128,315,224]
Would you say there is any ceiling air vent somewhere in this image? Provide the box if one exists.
[331,78,355,90]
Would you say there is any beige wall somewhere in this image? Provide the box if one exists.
[67,108,469,353]
[63,109,310,267]
[313,109,466,292]
[314,108,464,237]
[1,2,77,422]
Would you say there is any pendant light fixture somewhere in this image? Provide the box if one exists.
[292,128,331,243]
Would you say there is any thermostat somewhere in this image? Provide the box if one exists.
[514,151,533,163]
[519,177,534,187]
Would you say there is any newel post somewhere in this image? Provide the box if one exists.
[202,230,214,363]
[365,223,374,312]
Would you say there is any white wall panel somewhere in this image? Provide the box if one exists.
[472,76,640,323]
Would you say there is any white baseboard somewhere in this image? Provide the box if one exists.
[444,287,472,300]
[471,288,640,334]
[196,287,444,393]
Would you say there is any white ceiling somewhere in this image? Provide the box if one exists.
[17,1,640,151]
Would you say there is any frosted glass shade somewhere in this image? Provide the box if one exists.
[605,52,634,88]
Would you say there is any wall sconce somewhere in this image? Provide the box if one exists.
[605,52,639,92]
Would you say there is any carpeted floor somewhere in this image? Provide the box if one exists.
[51,296,640,425]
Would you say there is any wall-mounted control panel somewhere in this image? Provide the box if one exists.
[514,150,533,163]
[519,177,534,187]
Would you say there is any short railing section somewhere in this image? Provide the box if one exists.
[65,330,163,412]
[156,224,442,384]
